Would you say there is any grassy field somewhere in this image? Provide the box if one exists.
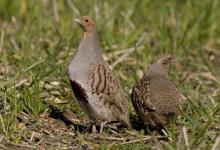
[0,0,220,149]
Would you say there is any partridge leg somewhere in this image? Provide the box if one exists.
[99,121,107,133]
[92,125,98,133]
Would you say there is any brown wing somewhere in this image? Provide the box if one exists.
[87,64,129,115]
[149,76,181,115]
[131,75,156,115]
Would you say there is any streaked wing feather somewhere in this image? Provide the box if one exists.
[131,75,155,114]
[150,76,181,115]
[87,64,127,113]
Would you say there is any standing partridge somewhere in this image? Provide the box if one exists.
[67,16,131,130]
[131,55,182,129]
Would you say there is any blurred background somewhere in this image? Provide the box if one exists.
[0,0,219,149]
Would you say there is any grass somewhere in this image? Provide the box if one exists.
[0,0,220,149]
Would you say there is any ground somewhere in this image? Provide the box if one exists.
[0,0,220,149]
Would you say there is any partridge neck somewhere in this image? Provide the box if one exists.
[148,65,168,78]
[148,71,168,78]
[83,29,97,38]
[74,30,105,67]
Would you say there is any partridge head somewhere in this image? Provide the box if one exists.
[131,55,182,129]
[67,16,131,130]
[74,16,96,35]
[148,55,173,77]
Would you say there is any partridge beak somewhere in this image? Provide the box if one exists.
[74,19,81,24]
[74,18,86,31]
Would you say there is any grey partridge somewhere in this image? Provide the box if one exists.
[67,16,131,129]
[131,55,182,128]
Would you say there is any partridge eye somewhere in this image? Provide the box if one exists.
[85,19,88,22]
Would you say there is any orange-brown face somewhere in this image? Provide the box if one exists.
[149,55,173,77]
[75,16,96,32]
[154,55,173,71]
[154,55,172,66]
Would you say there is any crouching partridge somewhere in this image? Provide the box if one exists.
[131,55,182,129]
